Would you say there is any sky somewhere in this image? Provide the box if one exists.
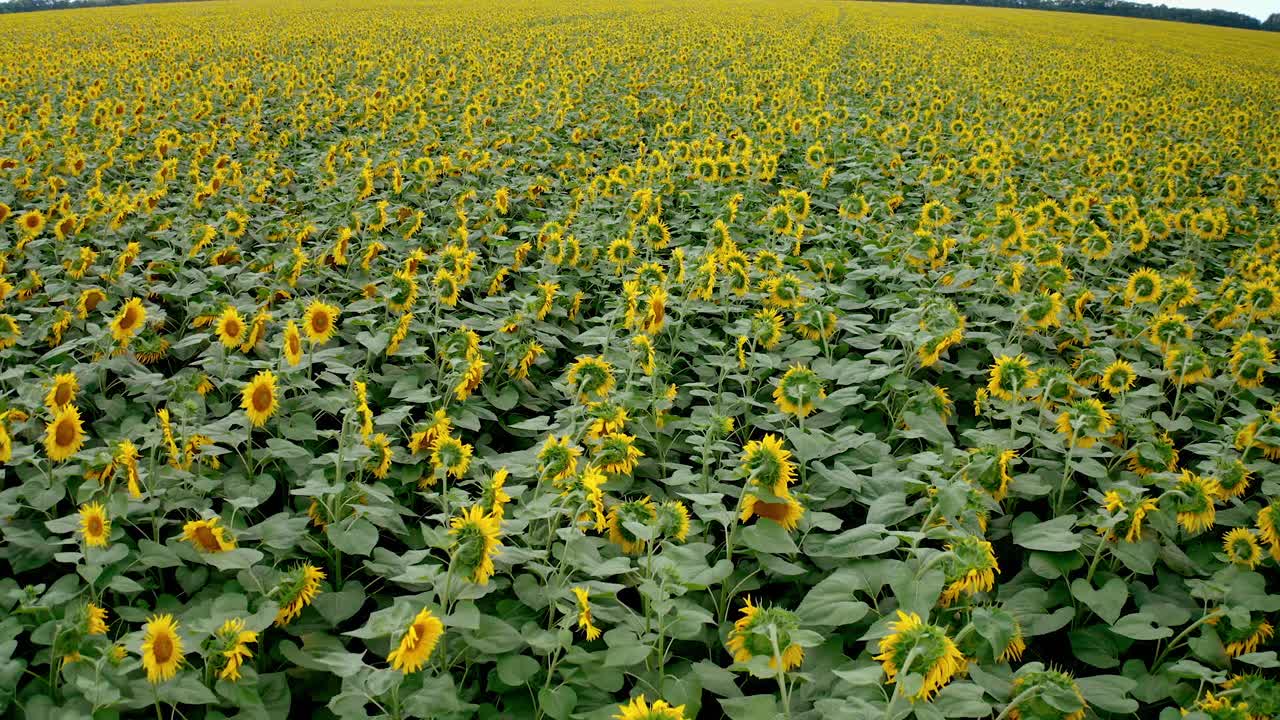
[1138,0,1275,18]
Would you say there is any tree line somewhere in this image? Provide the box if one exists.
[880,0,1278,31]
[0,0,210,14]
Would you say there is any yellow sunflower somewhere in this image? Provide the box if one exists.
[613,695,686,720]
[241,370,278,427]
[79,502,110,547]
[214,618,258,682]
[387,608,444,674]
[45,372,79,411]
[449,505,502,585]
[182,516,236,553]
[275,563,325,626]
[726,597,804,671]
[110,298,147,344]
[302,301,340,345]
[140,614,185,683]
[45,403,86,462]
[572,587,602,640]
[282,320,303,366]
[875,610,967,702]
[215,306,246,349]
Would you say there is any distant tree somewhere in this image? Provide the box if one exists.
[874,0,1266,31]
[1264,12,1280,30]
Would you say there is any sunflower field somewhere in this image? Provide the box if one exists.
[2,0,1280,718]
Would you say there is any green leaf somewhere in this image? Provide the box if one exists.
[496,654,540,686]
[1111,613,1173,641]
[739,519,798,555]
[1012,514,1081,552]
[327,517,379,556]
[1077,675,1139,713]
[536,686,576,720]
[1070,577,1128,625]
[718,695,779,720]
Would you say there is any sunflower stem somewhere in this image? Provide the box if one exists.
[993,686,1040,720]
[768,625,792,720]
[1054,429,1078,515]
[1152,608,1224,670]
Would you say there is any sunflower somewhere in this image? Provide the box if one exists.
[282,320,303,366]
[1188,693,1252,720]
[940,535,1000,606]
[1149,312,1192,351]
[1099,360,1136,395]
[1223,618,1274,658]
[110,298,147,344]
[1229,333,1274,389]
[275,563,325,626]
[182,516,236,553]
[538,434,581,484]
[592,433,644,475]
[1124,268,1162,305]
[45,403,85,462]
[965,447,1017,502]
[450,505,502,585]
[655,500,690,542]
[1022,291,1063,331]
[214,618,258,682]
[613,695,686,720]
[241,370,278,427]
[987,354,1038,401]
[874,611,967,702]
[44,372,79,411]
[435,268,461,306]
[1223,528,1264,569]
[302,301,340,344]
[1165,344,1213,386]
[77,288,106,318]
[741,434,796,496]
[85,602,109,635]
[79,502,110,547]
[1212,457,1250,499]
[1055,398,1113,448]
[430,433,473,481]
[751,308,786,350]
[1126,432,1179,476]
[1257,503,1280,561]
[1168,470,1221,535]
[409,409,452,455]
[566,355,615,402]
[572,587,602,640]
[215,306,245,349]
[366,433,393,479]
[481,468,512,519]
[387,608,444,673]
[607,497,658,555]
[511,341,545,380]
[739,493,805,531]
[1008,668,1087,720]
[726,598,804,671]
[140,614,184,683]
[773,364,825,418]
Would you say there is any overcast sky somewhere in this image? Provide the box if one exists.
[1150,0,1277,19]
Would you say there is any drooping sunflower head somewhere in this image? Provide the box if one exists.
[655,500,690,543]
[987,354,1038,401]
[773,364,825,418]
[1164,344,1212,386]
[751,308,785,350]
[450,505,502,585]
[1007,667,1087,720]
[965,446,1017,502]
[1222,615,1275,659]
[566,355,615,402]
[1222,528,1263,569]
[240,370,278,428]
[607,497,658,555]
[1169,470,1221,535]
[874,610,967,702]
[1056,398,1113,449]
[741,434,796,497]
[940,534,1000,605]
[302,301,340,344]
[430,433,473,480]
[538,434,581,484]
[726,598,804,671]
[387,607,443,674]
[140,614,184,684]
[274,563,325,626]
[282,320,303,366]
[739,492,805,532]
[592,433,644,476]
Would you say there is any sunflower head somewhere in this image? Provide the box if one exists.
[592,433,643,476]
[740,434,796,497]
[387,607,444,674]
[965,446,1017,502]
[182,516,235,553]
[46,404,86,463]
[566,356,615,402]
[450,505,502,585]
[241,370,278,427]
[1056,398,1113,449]
[739,493,805,532]
[1169,470,1221,535]
[773,364,825,418]
[607,497,658,555]
[726,598,804,671]
[275,563,325,626]
[1223,528,1263,569]
[874,610,967,702]
[655,500,690,542]
[940,534,1000,605]
[140,614,185,684]
[110,298,147,344]
[302,301,340,344]
[612,694,686,720]
[1099,360,1136,395]
[1124,268,1162,305]
[538,434,581,484]
[987,354,1038,401]
[1008,667,1087,720]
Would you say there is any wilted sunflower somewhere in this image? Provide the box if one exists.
[940,534,1000,606]
[1223,528,1264,569]
[275,563,325,626]
[79,502,110,547]
[449,505,502,585]
[875,610,967,701]
[566,355,615,402]
[387,608,444,674]
[572,587,601,640]
[213,618,258,682]
[741,434,796,497]
[1222,616,1274,658]
[987,354,1038,401]
[241,370,278,427]
[1168,470,1221,535]
[110,298,147,344]
[773,364,825,418]
[1007,667,1087,720]
[302,301,340,344]
[44,372,78,411]
[613,695,686,720]
[282,320,303,366]
[1056,398,1113,448]
[1101,489,1160,543]
[538,434,581,484]
[607,497,658,555]
[140,614,184,683]
[726,598,804,670]
[215,306,245,349]
[46,403,85,462]
[182,516,235,553]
